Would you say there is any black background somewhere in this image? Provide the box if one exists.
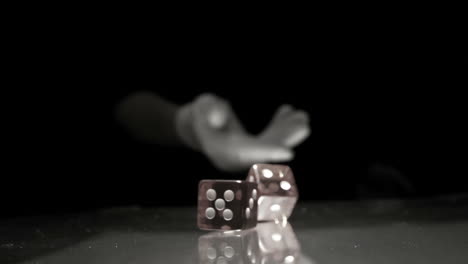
[2,21,466,217]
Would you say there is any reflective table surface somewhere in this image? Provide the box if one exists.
[1,195,468,264]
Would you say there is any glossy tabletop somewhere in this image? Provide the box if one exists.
[1,195,468,264]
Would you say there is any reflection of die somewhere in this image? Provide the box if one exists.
[256,222,301,263]
[198,180,258,231]
[247,164,298,221]
[198,229,260,264]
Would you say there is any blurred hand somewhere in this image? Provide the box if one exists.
[259,104,310,148]
[177,94,310,172]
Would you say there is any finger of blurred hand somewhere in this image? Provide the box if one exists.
[274,104,294,119]
[283,126,311,147]
[261,107,311,147]
[270,106,309,128]
[282,110,310,147]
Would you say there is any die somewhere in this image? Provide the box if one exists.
[198,180,258,231]
[256,222,301,263]
[198,229,260,264]
[246,164,298,221]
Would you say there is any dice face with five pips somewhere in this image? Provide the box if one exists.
[198,180,258,231]
[246,164,299,221]
[198,229,259,263]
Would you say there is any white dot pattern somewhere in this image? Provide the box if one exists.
[224,190,234,202]
[205,207,216,219]
[215,199,225,210]
[285,256,295,263]
[245,208,251,219]
[252,189,257,200]
[207,247,217,260]
[223,209,233,221]
[224,246,235,258]
[272,233,282,242]
[206,189,217,201]
[249,198,254,209]
[280,181,291,191]
[262,169,273,178]
[204,188,238,222]
[270,204,281,212]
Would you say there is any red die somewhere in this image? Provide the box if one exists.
[246,164,298,221]
[198,180,258,231]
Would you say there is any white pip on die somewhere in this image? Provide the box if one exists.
[246,164,298,221]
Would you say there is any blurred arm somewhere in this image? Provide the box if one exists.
[115,92,194,147]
